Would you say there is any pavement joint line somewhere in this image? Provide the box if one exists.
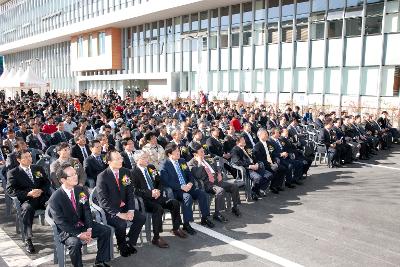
[357,162,400,171]
[191,223,304,267]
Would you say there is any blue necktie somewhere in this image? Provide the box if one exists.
[276,139,283,150]
[173,161,186,186]
[144,169,154,190]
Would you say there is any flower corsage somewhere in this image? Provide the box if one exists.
[79,192,88,204]
[121,175,131,186]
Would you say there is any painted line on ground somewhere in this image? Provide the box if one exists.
[0,227,32,267]
[191,223,304,267]
[358,162,400,171]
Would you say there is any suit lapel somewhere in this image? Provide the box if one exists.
[61,187,78,215]
[19,166,35,186]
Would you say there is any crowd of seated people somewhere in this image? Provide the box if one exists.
[0,90,399,267]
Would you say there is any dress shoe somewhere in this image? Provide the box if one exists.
[93,262,111,267]
[251,192,259,201]
[152,237,169,248]
[257,190,267,197]
[119,246,131,257]
[200,217,215,228]
[231,207,241,217]
[127,243,137,255]
[183,223,197,235]
[294,180,303,185]
[213,213,228,223]
[25,239,35,254]
[171,228,188,238]
[270,187,280,194]
[285,183,296,188]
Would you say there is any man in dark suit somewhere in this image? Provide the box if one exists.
[51,122,73,145]
[253,129,286,194]
[6,150,52,254]
[96,150,146,257]
[231,135,271,201]
[71,134,91,164]
[48,163,111,267]
[242,123,257,150]
[132,150,187,248]
[26,123,50,151]
[83,140,107,188]
[223,126,237,154]
[120,139,136,169]
[188,143,241,222]
[314,112,325,129]
[266,114,279,130]
[159,143,214,235]
[269,128,303,187]
[15,122,31,142]
[319,118,340,167]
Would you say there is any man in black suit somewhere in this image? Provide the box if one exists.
[206,127,236,178]
[319,118,340,167]
[48,163,112,267]
[266,113,279,130]
[188,143,241,222]
[242,122,257,150]
[223,126,237,154]
[159,143,214,235]
[15,122,31,142]
[51,121,73,145]
[253,129,285,194]
[6,150,52,253]
[83,140,107,188]
[132,150,187,248]
[71,134,91,164]
[26,123,50,151]
[120,139,136,169]
[231,135,271,201]
[314,112,325,129]
[96,150,146,257]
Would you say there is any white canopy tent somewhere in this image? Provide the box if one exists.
[0,67,49,99]
[0,68,15,88]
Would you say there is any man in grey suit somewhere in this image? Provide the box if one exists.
[50,142,86,188]
[187,143,241,222]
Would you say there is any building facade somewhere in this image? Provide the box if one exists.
[0,0,399,110]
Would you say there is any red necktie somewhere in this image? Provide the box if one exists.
[70,190,77,212]
[202,161,215,183]
[114,171,120,191]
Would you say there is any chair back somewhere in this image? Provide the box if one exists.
[36,156,51,177]
[46,145,58,158]
[89,187,108,224]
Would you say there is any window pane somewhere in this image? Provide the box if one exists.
[282,27,293,42]
[210,9,218,28]
[242,2,253,23]
[297,0,310,17]
[232,27,240,47]
[268,0,279,22]
[346,17,362,36]
[232,4,241,25]
[209,33,217,49]
[182,15,189,33]
[220,31,229,48]
[296,24,309,41]
[365,16,382,35]
[310,22,325,40]
[329,0,345,10]
[282,0,294,18]
[366,2,384,16]
[328,20,343,38]
[200,11,208,30]
[255,0,265,21]
[243,24,252,46]
[347,0,363,7]
[268,22,279,44]
[174,17,181,33]
[254,22,265,45]
[191,13,198,31]
[312,0,327,12]
[221,7,229,26]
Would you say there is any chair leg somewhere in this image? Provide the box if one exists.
[109,228,115,260]
[5,197,12,216]
[145,214,152,243]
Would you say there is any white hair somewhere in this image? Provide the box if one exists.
[133,150,148,163]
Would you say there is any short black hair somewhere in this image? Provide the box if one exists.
[16,149,30,160]
[105,149,119,162]
[56,142,70,152]
[56,162,73,183]
[145,130,157,141]
[165,143,178,157]
[89,139,101,149]
[191,143,203,154]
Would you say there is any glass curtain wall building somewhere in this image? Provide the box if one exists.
[0,0,399,109]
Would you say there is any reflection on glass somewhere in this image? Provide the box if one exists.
[268,0,279,22]
[312,0,327,12]
[210,9,218,28]
[296,24,308,41]
[297,0,310,16]
[231,26,240,47]
[329,0,345,10]
[220,30,229,48]
[243,2,253,23]
[182,15,189,33]
[191,13,198,32]
[232,5,241,25]
[221,7,229,26]
[242,23,252,46]
[310,21,325,40]
[328,20,343,38]
[268,22,279,44]
[200,11,208,30]
[347,0,363,7]
[255,0,265,21]
[282,0,294,18]
[365,16,382,35]
[366,2,384,16]
[345,17,362,36]
[254,22,265,45]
